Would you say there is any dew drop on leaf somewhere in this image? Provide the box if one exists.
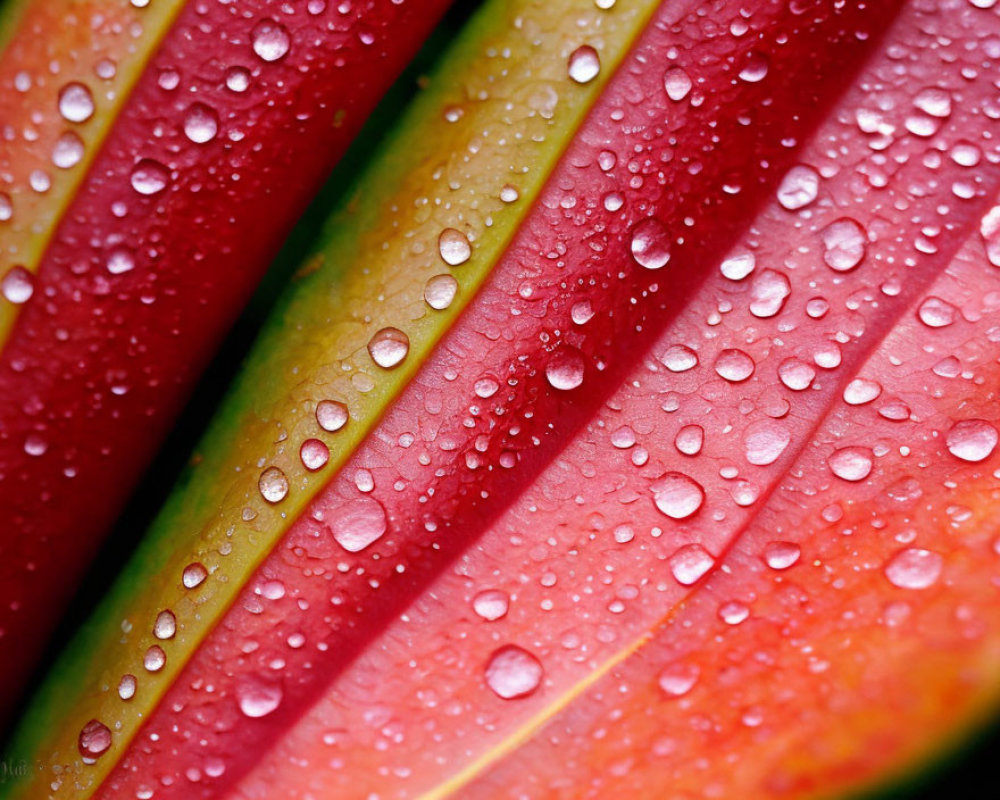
[763,541,801,570]
[545,346,585,390]
[58,82,95,123]
[315,400,349,432]
[630,218,671,269]
[130,158,169,196]
[368,327,410,369]
[661,344,698,372]
[118,674,137,701]
[674,425,704,456]
[917,296,957,328]
[258,466,289,504]
[720,249,755,280]
[884,548,943,590]
[424,274,458,310]
[827,447,874,482]
[153,610,176,640]
[778,357,815,391]
[822,217,867,271]
[472,589,509,621]
[567,45,601,84]
[663,66,692,101]
[183,103,219,143]
[251,19,291,62]
[669,544,715,585]
[52,131,85,169]
[843,378,882,405]
[651,473,705,520]
[743,420,790,466]
[299,439,330,471]
[657,662,699,697]
[329,497,388,553]
[438,228,472,266]
[777,165,819,210]
[143,645,166,673]
[237,680,283,718]
[1,266,34,305]
[945,419,998,462]
[78,719,111,760]
[484,645,543,700]
[714,349,755,382]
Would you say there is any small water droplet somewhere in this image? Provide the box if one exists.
[484,645,543,699]
[946,419,998,462]
[329,497,387,552]
[719,601,750,625]
[58,82,95,123]
[651,473,705,520]
[720,250,755,281]
[237,680,283,717]
[153,610,176,640]
[473,589,509,621]
[183,103,219,143]
[316,400,348,432]
[368,327,410,369]
[738,51,769,83]
[749,269,791,318]
[630,218,671,269]
[657,662,699,697]
[661,344,698,372]
[300,439,330,471]
[1,266,34,304]
[424,274,458,310]
[568,45,601,84]
[763,541,801,570]
[182,562,208,589]
[130,158,169,195]
[143,645,166,672]
[669,544,715,585]
[52,131,85,169]
[226,66,251,92]
[118,674,137,701]
[499,184,520,203]
[663,66,692,101]
[778,358,815,391]
[827,447,874,482]
[674,425,704,456]
[885,548,943,589]
[545,346,585,390]
[438,228,472,266]
[777,165,819,210]
[259,466,289,503]
[252,19,291,61]
[822,218,867,271]
[106,248,135,275]
[843,378,882,405]
[78,719,112,760]
[714,349,755,382]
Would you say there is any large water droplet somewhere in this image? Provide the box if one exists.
[827,447,873,482]
[316,399,349,432]
[651,473,705,520]
[329,497,388,553]
[885,548,943,590]
[663,66,692,101]
[438,228,471,266]
[843,378,882,406]
[118,674,137,701]
[237,680,284,717]
[424,274,458,310]
[720,249,755,281]
[300,438,330,471]
[252,19,291,61]
[714,349,755,382]
[777,165,819,210]
[657,662,699,697]
[778,357,815,391]
[669,543,715,585]
[946,419,998,462]
[749,269,791,318]
[58,82,95,123]
[182,562,208,589]
[143,645,166,672]
[52,131,85,169]
[913,87,952,118]
[661,344,698,372]
[259,466,289,503]
[738,51,769,83]
[226,66,251,92]
[763,541,801,570]
[568,45,601,84]
[368,327,410,369]
[153,610,176,640]
[78,719,112,760]
[822,218,867,271]
[743,420,790,466]
[545,346,585,390]
[473,589,510,621]
[980,205,1000,267]
[130,158,169,195]
[484,645,543,700]
[674,425,704,456]
[183,103,219,143]
[630,218,671,269]
[917,296,957,328]
[1,266,34,304]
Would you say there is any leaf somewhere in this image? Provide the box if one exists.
[0,0,451,719]
[8,0,1000,798]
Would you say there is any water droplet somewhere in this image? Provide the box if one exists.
[885,548,943,590]
[545,346,585,390]
[946,419,998,462]
[674,425,704,456]
[237,680,283,717]
[365,327,410,369]
[130,158,169,195]
[484,645,543,699]
[913,87,952,118]
[472,589,509,621]
[917,296,957,328]
[720,250,755,281]
[1,266,34,304]
[657,662,699,697]
[183,103,219,143]
[300,439,330,471]
[78,719,112,760]
[0,192,11,222]
[719,601,750,625]
[500,184,520,203]
[316,400,348,432]
[714,349,755,382]
[329,497,387,553]
[52,131,85,169]
[258,466,289,503]
[118,674,137,701]
[568,45,601,84]
[153,610,176,640]
[980,206,1000,267]
[778,358,815,391]
[827,447,874,482]
[438,228,471,266]
[738,51,769,83]
[763,541,801,570]
[182,562,208,589]
[749,269,790,318]
[843,378,882,406]
[661,344,698,372]
[651,473,705,520]
[777,165,819,210]
[58,82,95,123]
[252,19,291,61]
[226,66,251,92]
[424,273,459,310]
[669,544,715,585]
[630,218,671,269]
[106,248,135,275]
[743,420,790,466]
[822,218,867,271]
[663,66,692,101]
[143,645,166,672]
[571,299,594,325]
